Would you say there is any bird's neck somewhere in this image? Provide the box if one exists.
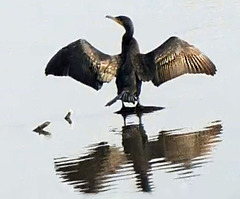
[122,25,134,44]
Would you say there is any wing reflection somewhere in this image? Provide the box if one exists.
[148,122,222,179]
[54,111,222,194]
[54,142,126,193]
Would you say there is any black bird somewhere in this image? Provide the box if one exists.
[45,15,216,107]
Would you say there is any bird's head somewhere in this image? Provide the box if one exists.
[106,15,134,33]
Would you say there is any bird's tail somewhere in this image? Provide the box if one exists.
[105,95,121,106]
[105,91,137,106]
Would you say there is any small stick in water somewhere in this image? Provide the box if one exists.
[33,121,51,136]
[64,111,72,125]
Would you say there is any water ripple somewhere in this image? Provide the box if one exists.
[54,115,222,194]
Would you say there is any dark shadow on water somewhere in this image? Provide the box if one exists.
[115,105,164,117]
[54,110,222,194]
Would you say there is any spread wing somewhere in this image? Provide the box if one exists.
[45,39,120,90]
[136,36,216,86]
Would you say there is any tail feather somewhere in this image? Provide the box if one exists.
[105,94,122,106]
[105,91,137,106]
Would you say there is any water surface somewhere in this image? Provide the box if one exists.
[1,0,240,198]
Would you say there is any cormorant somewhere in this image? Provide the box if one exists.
[45,15,216,107]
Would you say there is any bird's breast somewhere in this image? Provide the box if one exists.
[116,58,138,94]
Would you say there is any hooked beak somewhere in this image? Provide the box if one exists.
[106,15,122,25]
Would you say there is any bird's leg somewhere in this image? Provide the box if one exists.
[138,114,142,125]
[121,101,126,109]
[123,115,127,126]
[136,97,142,108]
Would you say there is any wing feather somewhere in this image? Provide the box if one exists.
[136,36,216,86]
[45,39,120,90]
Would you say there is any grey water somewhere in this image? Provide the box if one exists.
[1,0,240,199]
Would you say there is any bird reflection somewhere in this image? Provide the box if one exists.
[148,122,222,179]
[121,118,152,192]
[54,111,222,194]
[54,142,126,193]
